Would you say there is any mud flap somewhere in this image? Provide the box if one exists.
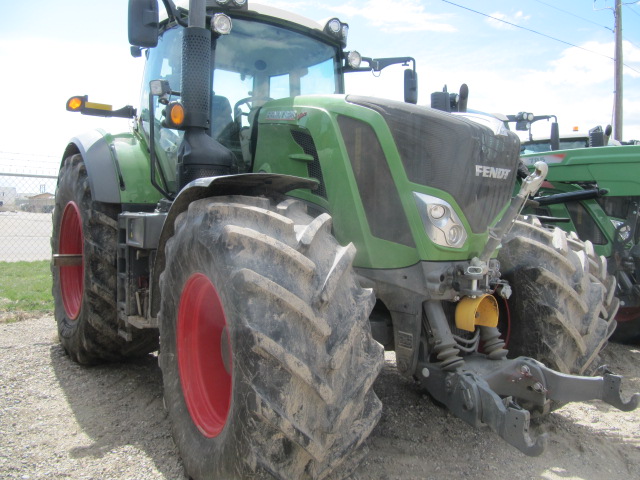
[418,355,639,456]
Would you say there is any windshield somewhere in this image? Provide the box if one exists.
[214,18,340,101]
[140,18,341,179]
[521,138,589,154]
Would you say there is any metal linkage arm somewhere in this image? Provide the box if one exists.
[419,355,639,456]
[420,365,548,456]
[480,357,640,412]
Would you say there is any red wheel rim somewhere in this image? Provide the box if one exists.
[177,273,232,438]
[616,306,640,324]
[59,202,84,320]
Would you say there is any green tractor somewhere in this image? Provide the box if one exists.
[52,1,639,478]
[517,118,640,343]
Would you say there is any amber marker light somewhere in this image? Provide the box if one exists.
[66,96,85,112]
[166,101,186,129]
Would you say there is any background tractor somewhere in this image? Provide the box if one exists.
[516,117,640,343]
[52,1,639,479]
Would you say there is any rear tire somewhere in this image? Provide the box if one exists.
[51,154,158,364]
[158,196,383,480]
[498,216,618,376]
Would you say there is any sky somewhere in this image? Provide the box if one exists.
[1,0,639,173]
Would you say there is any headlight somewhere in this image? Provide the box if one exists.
[429,204,446,220]
[611,219,631,241]
[414,192,468,248]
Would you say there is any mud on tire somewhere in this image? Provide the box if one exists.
[158,195,383,480]
[498,215,618,376]
[51,154,158,364]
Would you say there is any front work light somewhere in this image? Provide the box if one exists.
[347,51,362,69]
[324,18,349,45]
[211,13,232,35]
[326,18,341,34]
[341,24,349,40]
[216,0,248,5]
[516,112,534,122]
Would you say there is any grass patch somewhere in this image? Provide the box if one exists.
[0,260,54,321]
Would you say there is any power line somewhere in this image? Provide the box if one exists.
[440,0,640,74]
[624,3,640,18]
[593,1,640,50]
[532,0,613,31]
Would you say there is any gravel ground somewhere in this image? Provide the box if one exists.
[1,315,639,480]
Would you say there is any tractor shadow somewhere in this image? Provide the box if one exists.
[49,343,640,480]
[352,351,640,480]
[49,343,187,479]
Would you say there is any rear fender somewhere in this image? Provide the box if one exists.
[62,129,122,203]
[62,129,162,205]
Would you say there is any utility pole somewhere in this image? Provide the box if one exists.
[614,0,623,141]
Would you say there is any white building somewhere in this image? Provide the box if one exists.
[0,186,17,207]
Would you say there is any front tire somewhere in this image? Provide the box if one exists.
[51,154,158,364]
[158,196,383,480]
[498,216,618,375]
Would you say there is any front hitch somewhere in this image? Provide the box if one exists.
[418,355,639,456]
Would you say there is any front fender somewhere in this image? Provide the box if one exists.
[150,173,318,316]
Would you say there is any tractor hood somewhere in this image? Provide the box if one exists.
[347,96,521,234]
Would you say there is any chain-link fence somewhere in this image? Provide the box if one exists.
[0,159,58,262]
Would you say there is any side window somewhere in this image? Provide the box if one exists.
[300,58,337,95]
[211,70,254,171]
[212,70,254,130]
[269,74,289,99]
[139,28,184,193]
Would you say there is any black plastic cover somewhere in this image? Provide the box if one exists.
[338,115,415,247]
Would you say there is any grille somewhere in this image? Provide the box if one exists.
[291,130,327,198]
[180,166,229,187]
[338,115,415,248]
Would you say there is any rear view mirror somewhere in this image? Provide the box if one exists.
[128,0,159,48]
[458,84,469,113]
[404,69,418,104]
[550,122,560,150]
[604,124,613,145]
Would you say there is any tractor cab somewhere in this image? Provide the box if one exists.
[129,1,418,196]
[140,10,344,183]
